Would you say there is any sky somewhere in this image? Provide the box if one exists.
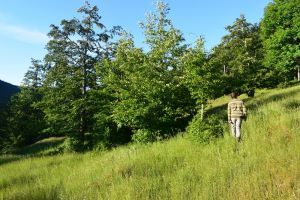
[0,0,271,86]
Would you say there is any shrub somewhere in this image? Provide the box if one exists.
[132,129,162,143]
[62,137,82,152]
[186,113,224,143]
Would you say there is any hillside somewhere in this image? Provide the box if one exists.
[0,80,19,107]
[0,85,299,199]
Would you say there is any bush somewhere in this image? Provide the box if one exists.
[186,113,224,143]
[62,137,83,152]
[132,129,162,143]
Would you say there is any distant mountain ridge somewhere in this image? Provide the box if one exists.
[0,80,20,107]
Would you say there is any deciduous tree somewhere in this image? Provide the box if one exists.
[210,15,263,96]
[260,0,300,84]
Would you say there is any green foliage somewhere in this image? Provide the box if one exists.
[1,59,47,150]
[102,1,195,142]
[0,108,10,152]
[0,59,48,150]
[0,80,20,151]
[182,38,223,105]
[40,2,121,150]
[260,0,300,84]
[186,113,224,143]
[3,0,300,153]
[4,87,45,149]
[101,37,147,129]
[62,137,83,152]
[132,129,162,143]
[210,15,264,95]
[23,59,46,88]
[1,85,300,199]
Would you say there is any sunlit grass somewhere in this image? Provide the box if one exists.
[1,85,300,199]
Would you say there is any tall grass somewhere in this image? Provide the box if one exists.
[1,85,300,200]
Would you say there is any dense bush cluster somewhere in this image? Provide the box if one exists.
[186,114,225,144]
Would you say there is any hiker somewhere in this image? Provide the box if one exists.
[228,92,247,142]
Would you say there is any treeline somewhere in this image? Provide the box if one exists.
[0,0,299,151]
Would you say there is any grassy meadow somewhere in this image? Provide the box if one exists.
[1,85,300,200]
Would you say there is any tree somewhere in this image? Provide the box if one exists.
[138,1,193,137]
[23,59,46,88]
[101,35,147,141]
[41,2,120,150]
[182,37,223,106]
[5,88,45,148]
[0,107,9,151]
[210,15,263,96]
[4,59,46,148]
[180,37,225,121]
[260,0,300,84]
[103,1,194,142]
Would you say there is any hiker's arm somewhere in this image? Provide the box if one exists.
[242,102,247,116]
[228,104,231,123]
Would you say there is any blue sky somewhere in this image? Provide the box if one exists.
[0,0,271,85]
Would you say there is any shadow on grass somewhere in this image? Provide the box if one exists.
[206,85,300,121]
[0,174,37,190]
[0,155,23,166]
[5,187,62,200]
[0,137,65,166]
[283,101,300,110]
[1,176,62,200]
[13,137,65,155]
[246,86,300,112]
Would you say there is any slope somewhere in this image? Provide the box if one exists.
[0,84,299,200]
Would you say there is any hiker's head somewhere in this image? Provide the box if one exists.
[230,92,238,99]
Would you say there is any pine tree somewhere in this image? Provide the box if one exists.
[41,2,120,150]
[4,59,46,148]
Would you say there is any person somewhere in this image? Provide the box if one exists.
[227,92,247,142]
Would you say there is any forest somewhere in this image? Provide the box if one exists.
[0,0,299,152]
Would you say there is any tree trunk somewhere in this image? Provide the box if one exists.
[200,104,204,121]
[79,65,87,141]
[297,66,300,81]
